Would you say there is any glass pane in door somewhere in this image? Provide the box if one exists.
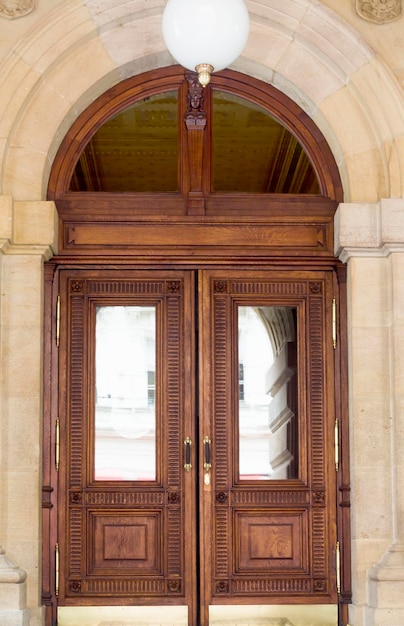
[94,305,156,481]
[238,306,298,480]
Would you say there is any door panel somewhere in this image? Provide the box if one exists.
[57,267,337,625]
[199,270,337,614]
[58,270,197,617]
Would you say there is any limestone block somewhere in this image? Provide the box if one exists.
[3,397,41,467]
[381,198,404,243]
[3,145,49,201]
[0,610,29,626]
[350,326,390,394]
[17,2,94,73]
[366,545,404,626]
[1,257,44,326]
[389,135,404,198]
[351,467,392,539]
[245,22,291,71]
[12,201,57,248]
[2,322,42,393]
[298,2,372,78]
[0,57,40,139]
[0,195,13,240]
[351,59,404,141]
[275,38,345,105]
[10,83,72,157]
[3,471,40,542]
[391,254,404,323]
[350,397,392,467]
[98,13,167,67]
[0,585,25,610]
[372,608,404,626]
[344,148,389,202]
[322,84,380,154]
[370,582,404,611]
[5,540,41,610]
[335,203,380,253]
[0,547,26,609]
[0,0,66,62]
[350,539,392,606]
[86,0,164,26]
[248,0,307,29]
[348,257,390,327]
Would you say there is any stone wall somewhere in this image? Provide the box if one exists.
[1,1,404,624]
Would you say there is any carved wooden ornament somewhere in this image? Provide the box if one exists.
[356,0,401,23]
[0,0,35,19]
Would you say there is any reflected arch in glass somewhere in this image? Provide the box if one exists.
[238,305,298,480]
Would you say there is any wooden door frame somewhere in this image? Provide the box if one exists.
[42,66,351,626]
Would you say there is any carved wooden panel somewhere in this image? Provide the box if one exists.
[89,511,162,573]
[62,222,331,257]
[235,511,308,573]
[201,270,337,605]
[58,270,195,605]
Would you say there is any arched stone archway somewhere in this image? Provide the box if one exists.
[0,1,403,201]
[1,3,404,626]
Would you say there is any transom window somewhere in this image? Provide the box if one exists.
[68,83,319,195]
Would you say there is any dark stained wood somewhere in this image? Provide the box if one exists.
[198,270,339,616]
[42,65,350,626]
[60,220,332,259]
[56,270,197,615]
[334,265,352,614]
[42,263,59,626]
[184,72,207,214]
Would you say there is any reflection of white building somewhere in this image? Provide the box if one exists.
[95,306,156,480]
[238,306,297,480]
[95,304,298,482]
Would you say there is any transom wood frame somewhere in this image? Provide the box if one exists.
[47,67,343,260]
[43,66,351,626]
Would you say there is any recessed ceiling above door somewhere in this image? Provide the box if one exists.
[69,88,319,195]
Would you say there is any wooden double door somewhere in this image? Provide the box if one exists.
[55,266,339,625]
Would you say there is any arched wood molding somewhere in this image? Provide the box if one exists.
[47,67,343,203]
[47,67,343,261]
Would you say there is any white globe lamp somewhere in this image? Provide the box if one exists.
[162,0,250,87]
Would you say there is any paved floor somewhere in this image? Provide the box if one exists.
[58,604,338,626]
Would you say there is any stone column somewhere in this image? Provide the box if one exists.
[0,546,28,626]
[0,196,57,626]
[335,199,404,626]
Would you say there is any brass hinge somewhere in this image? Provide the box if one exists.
[55,418,60,472]
[332,297,337,349]
[334,418,339,472]
[55,543,60,597]
[336,540,341,595]
[56,295,61,347]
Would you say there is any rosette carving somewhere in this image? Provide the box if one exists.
[0,0,35,19]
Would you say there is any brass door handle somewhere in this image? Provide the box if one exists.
[184,437,192,471]
[203,436,211,470]
[203,436,211,485]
